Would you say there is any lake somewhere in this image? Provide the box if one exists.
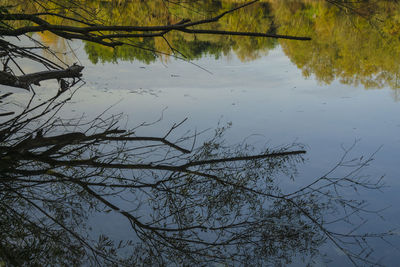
[1,0,400,266]
[78,39,400,267]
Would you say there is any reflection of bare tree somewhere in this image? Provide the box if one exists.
[0,2,395,266]
[0,73,393,266]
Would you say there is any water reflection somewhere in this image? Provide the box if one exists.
[6,0,400,91]
[1,1,399,266]
[276,0,400,90]
[0,81,392,266]
[0,33,394,267]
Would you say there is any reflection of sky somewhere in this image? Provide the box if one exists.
[75,45,400,265]
[77,46,399,178]
[6,41,399,265]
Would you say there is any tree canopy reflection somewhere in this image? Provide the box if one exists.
[7,0,400,91]
[276,0,400,90]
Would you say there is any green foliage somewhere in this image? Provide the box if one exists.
[0,1,395,265]
[276,0,400,89]
[84,39,157,64]
[3,0,277,63]
[5,0,398,90]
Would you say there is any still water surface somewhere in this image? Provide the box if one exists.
[4,0,400,265]
[69,43,400,265]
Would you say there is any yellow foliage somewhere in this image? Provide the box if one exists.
[4,0,400,89]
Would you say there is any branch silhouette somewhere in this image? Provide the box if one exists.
[0,1,395,266]
[0,1,310,49]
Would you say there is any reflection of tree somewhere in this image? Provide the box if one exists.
[0,1,395,266]
[0,86,392,266]
[0,44,393,267]
[1,0,299,63]
[274,0,400,90]
[6,0,400,92]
